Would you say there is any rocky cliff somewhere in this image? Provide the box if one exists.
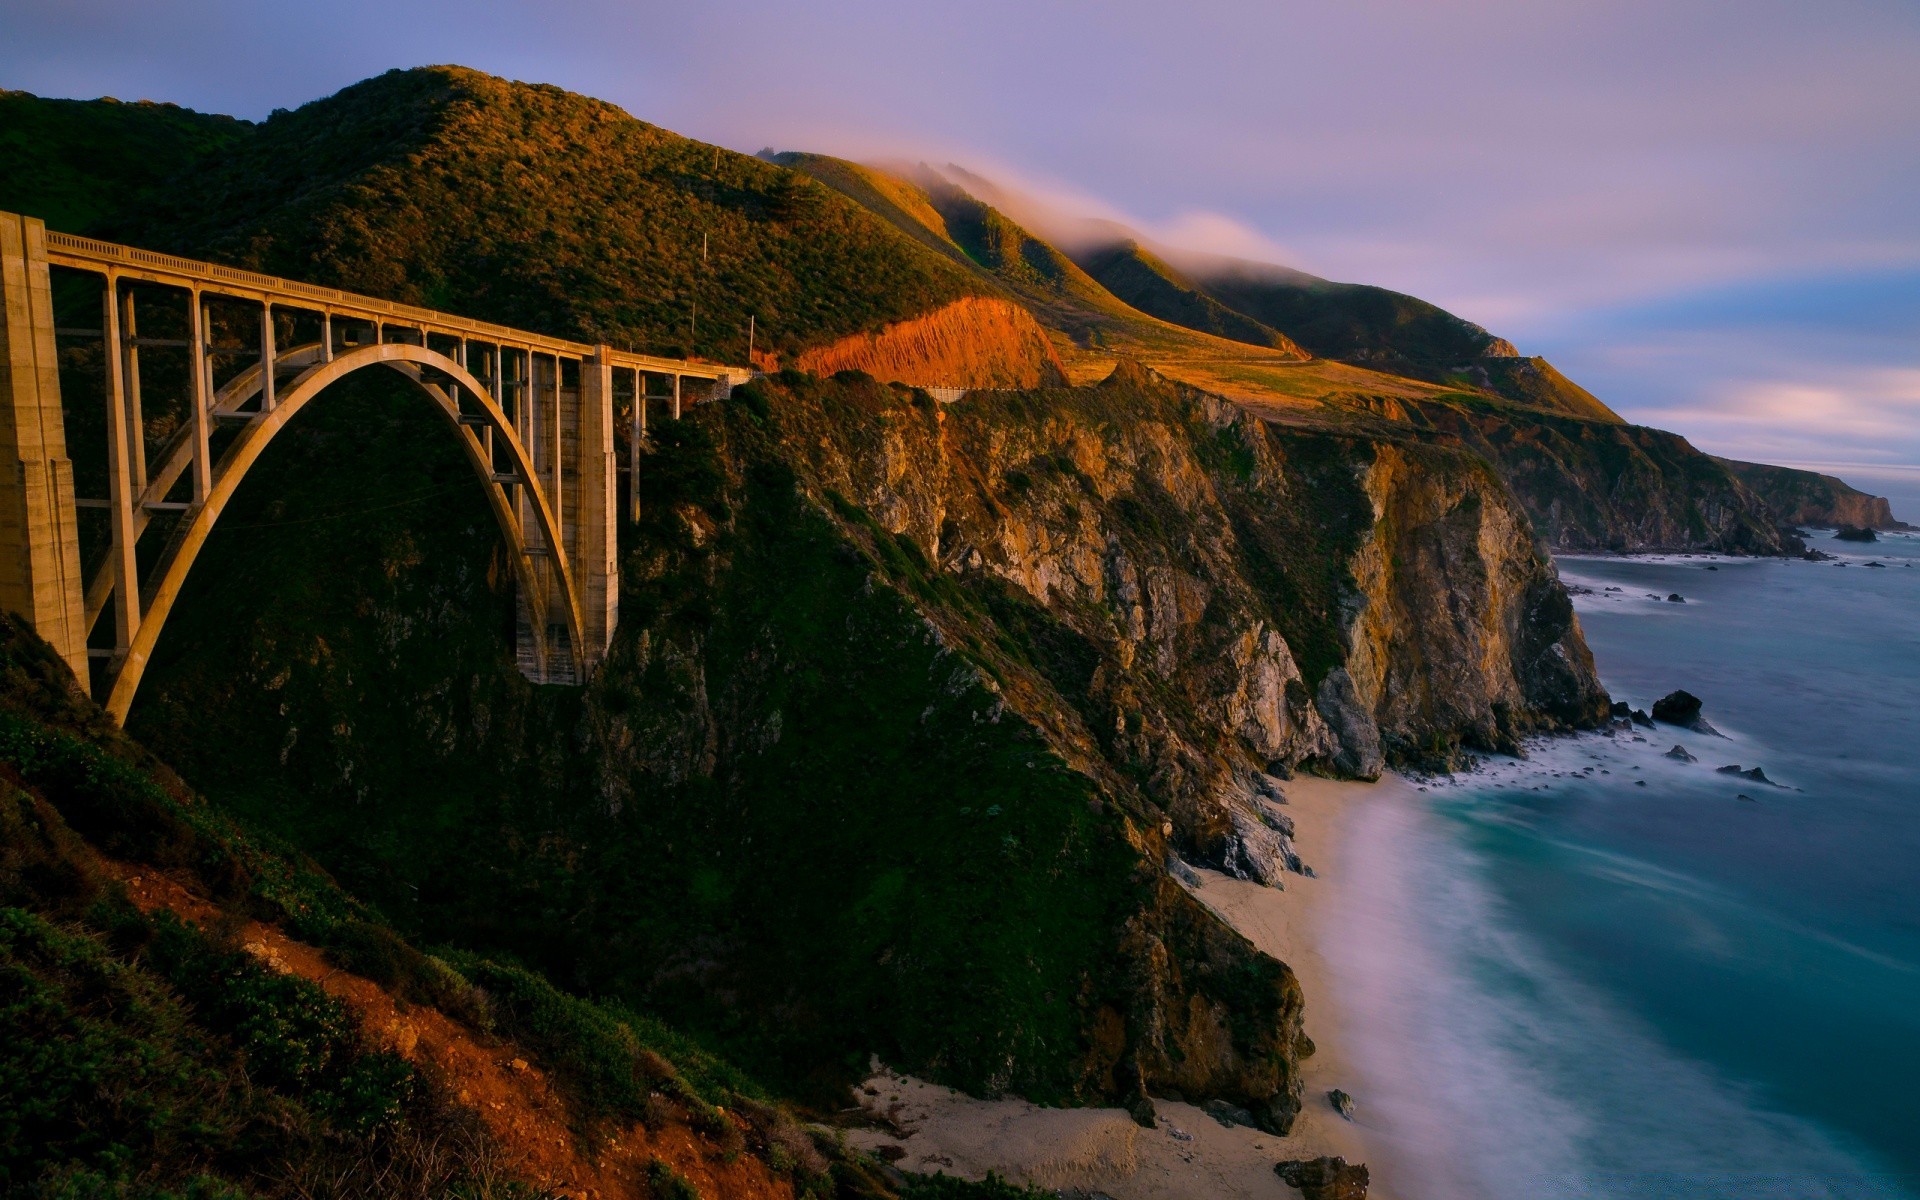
[1338,395,1794,553]
[1714,458,1910,530]
[127,360,1606,1138]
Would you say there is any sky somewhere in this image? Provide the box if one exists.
[5,0,1917,495]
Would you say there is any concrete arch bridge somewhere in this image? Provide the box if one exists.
[0,211,746,723]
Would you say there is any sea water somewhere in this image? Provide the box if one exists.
[1322,529,1920,1199]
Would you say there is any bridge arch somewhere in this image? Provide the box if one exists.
[102,341,586,723]
[1,211,746,722]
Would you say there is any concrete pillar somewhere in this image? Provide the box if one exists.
[0,213,88,680]
[579,347,618,666]
[259,302,276,410]
[628,367,643,522]
[187,290,211,502]
[100,275,141,654]
[120,289,146,494]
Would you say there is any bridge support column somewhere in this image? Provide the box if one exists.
[0,214,87,680]
[579,347,618,668]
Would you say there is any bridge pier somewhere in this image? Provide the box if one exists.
[0,213,87,681]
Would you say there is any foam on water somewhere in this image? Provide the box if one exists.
[1319,530,1920,1199]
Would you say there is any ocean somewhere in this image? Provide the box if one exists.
[1321,528,1920,1199]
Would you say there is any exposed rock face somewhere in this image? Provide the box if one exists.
[1276,1156,1371,1200]
[130,361,1607,1145]
[1716,458,1910,531]
[793,296,1069,389]
[1345,399,1792,554]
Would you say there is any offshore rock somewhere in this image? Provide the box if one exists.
[1835,526,1877,543]
[1664,744,1698,763]
[1276,1157,1371,1200]
[1652,690,1721,735]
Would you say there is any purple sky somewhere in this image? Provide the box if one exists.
[6,0,1917,494]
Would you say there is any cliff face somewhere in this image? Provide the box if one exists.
[1714,458,1910,530]
[792,295,1068,388]
[1341,395,1793,553]
[127,362,1605,1140]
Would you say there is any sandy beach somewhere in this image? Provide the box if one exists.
[842,774,1416,1199]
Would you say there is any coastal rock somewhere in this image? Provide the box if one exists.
[1203,1097,1257,1128]
[1716,765,1778,786]
[1127,1094,1158,1129]
[1275,1156,1371,1200]
[1315,669,1384,781]
[1668,593,1686,602]
[1218,803,1300,887]
[1651,689,1702,723]
[1328,1088,1355,1120]
[1834,526,1878,543]
[1652,690,1722,736]
[1664,744,1697,763]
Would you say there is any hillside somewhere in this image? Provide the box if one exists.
[1278,392,1794,554]
[0,89,250,234]
[0,611,1005,1199]
[1154,251,1621,423]
[1714,458,1911,530]
[1070,240,1308,356]
[104,67,999,365]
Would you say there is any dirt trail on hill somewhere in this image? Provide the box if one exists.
[107,863,796,1200]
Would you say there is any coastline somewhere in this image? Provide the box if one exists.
[842,773,1407,1199]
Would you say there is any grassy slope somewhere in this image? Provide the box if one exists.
[1070,240,1305,355]
[0,610,1039,1198]
[0,90,251,234]
[1177,254,1622,422]
[779,155,1436,408]
[104,67,986,362]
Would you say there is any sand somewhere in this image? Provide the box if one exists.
[842,774,1417,1199]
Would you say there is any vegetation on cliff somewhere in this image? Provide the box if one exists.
[0,610,1040,1197]
[1714,457,1909,530]
[1069,241,1308,357]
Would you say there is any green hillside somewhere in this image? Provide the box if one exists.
[1071,240,1304,355]
[1183,254,1622,421]
[0,90,250,235]
[45,67,986,363]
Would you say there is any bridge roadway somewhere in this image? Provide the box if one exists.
[0,210,748,722]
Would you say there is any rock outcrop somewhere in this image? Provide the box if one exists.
[1715,458,1910,530]
[1353,399,1793,554]
[130,361,1609,1144]
[1276,1156,1371,1200]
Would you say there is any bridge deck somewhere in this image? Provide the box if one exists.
[43,229,744,380]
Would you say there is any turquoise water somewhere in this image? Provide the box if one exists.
[1324,529,1920,1199]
